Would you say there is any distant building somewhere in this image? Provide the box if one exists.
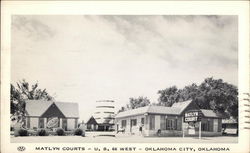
[222,117,238,135]
[86,100,115,131]
[86,116,98,131]
[24,100,79,131]
[115,100,223,137]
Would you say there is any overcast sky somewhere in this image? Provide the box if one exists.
[11,15,238,121]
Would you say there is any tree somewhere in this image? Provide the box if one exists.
[157,86,179,106]
[157,77,238,119]
[117,106,126,113]
[118,96,151,113]
[197,78,238,119]
[11,79,53,124]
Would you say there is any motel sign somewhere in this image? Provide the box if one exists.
[184,110,202,123]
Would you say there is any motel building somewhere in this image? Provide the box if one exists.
[115,100,223,137]
[24,100,79,131]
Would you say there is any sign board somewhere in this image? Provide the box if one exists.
[188,127,196,135]
[47,117,59,128]
[184,110,202,123]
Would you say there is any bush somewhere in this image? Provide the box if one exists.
[17,128,28,136]
[37,129,48,136]
[74,128,84,136]
[56,128,65,136]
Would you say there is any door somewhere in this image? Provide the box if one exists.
[130,119,137,133]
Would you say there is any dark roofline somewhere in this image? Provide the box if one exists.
[40,102,66,118]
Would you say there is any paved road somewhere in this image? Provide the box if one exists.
[11,132,237,143]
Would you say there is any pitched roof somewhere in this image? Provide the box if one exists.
[55,101,79,118]
[86,116,98,125]
[171,100,193,114]
[115,106,150,118]
[116,100,194,118]
[147,106,180,115]
[25,100,79,118]
[25,100,52,117]
[116,100,222,119]
[200,109,221,118]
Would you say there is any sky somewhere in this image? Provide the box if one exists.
[11,15,238,121]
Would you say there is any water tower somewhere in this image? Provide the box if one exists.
[93,100,115,131]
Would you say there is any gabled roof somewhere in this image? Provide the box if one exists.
[116,100,194,118]
[115,106,150,118]
[25,100,52,117]
[55,102,79,118]
[86,116,98,125]
[115,106,182,118]
[171,100,193,114]
[200,109,222,118]
[116,100,222,119]
[25,100,79,118]
[147,106,180,115]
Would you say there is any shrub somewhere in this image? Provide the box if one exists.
[74,128,84,136]
[17,128,28,136]
[56,128,65,136]
[37,129,48,136]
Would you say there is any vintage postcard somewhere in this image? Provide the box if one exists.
[1,1,249,153]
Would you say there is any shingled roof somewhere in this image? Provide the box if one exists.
[25,100,79,118]
[200,109,223,118]
[116,101,193,118]
[116,100,221,119]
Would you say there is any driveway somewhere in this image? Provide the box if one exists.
[11,132,238,143]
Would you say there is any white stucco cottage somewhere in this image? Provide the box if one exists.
[115,100,223,137]
[24,100,79,131]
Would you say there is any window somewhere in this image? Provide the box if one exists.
[87,124,92,130]
[75,119,78,129]
[141,118,144,125]
[218,119,222,132]
[131,119,137,126]
[160,115,166,130]
[166,119,177,130]
[62,118,67,130]
[27,117,30,128]
[121,120,127,128]
[201,120,213,132]
[149,116,155,130]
